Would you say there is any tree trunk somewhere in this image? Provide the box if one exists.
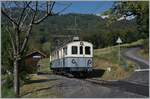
[13,59,20,97]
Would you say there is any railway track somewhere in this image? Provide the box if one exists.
[52,69,149,97]
[81,78,149,97]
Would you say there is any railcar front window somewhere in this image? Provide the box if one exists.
[80,46,83,54]
[72,46,78,54]
[85,46,91,55]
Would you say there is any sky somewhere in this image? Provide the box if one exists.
[53,1,114,15]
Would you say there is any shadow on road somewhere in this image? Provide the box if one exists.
[37,72,52,75]
[74,69,105,79]
[25,76,58,84]
[89,69,105,78]
[25,78,58,84]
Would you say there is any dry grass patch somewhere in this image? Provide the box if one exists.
[93,43,136,80]
[138,49,149,60]
[38,58,53,74]
[93,58,134,80]
[20,74,60,98]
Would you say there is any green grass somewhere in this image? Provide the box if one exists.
[20,58,60,97]
[38,58,52,74]
[94,46,119,64]
[93,39,145,80]
[1,85,15,98]
[120,39,144,48]
[138,49,149,60]
[20,74,61,98]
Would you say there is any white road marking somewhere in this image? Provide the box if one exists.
[134,69,150,72]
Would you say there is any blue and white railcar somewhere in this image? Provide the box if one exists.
[50,41,93,73]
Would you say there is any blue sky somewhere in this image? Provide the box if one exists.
[53,1,114,14]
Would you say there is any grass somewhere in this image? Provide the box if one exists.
[20,58,61,98]
[93,39,145,80]
[120,39,144,48]
[38,58,53,74]
[93,52,135,80]
[20,74,61,98]
[1,74,16,98]
[1,85,15,98]
[138,49,149,60]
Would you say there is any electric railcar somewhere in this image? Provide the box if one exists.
[50,41,93,74]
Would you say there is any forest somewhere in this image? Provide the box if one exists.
[1,12,143,53]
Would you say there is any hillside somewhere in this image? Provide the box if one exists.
[2,11,142,55]
[29,13,139,52]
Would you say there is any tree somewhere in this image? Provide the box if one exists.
[110,1,149,38]
[42,42,51,55]
[1,1,71,97]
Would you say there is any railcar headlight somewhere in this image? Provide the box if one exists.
[72,59,76,64]
[87,59,92,65]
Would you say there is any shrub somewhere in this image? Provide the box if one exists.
[1,85,15,98]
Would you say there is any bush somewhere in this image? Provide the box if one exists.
[1,85,15,98]
[4,75,14,88]
[2,75,15,98]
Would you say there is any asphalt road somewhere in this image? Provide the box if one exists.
[44,74,146,98]
[40,47,149,98]
[122,47,149,85]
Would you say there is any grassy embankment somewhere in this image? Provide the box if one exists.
[138,50,149,60]
[137,38,149,60]
[93,39,147,80]
[20,74,61,98]
[20,58,61,98]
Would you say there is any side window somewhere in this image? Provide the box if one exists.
[85,46,91,55]
[52,53,54,60]
[54,52,56,59]
[63,47,67,56]
[57,51,59,59]
[80,46,83,54]
[72,46,78,54]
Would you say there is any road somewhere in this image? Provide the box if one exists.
[42,74,146,98]
[32,47,149,98]
[122,47,149,85]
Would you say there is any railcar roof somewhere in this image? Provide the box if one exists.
[52,41,92,52]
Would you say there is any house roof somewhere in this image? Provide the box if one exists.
[25,50,47,58]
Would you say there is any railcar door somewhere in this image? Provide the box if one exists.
[79,42,86,68]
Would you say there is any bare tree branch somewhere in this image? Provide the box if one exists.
[33,13,50,24]
[6,27,16,54]
[20,8,32,29]
[50,2,55,13]
[18,1,32,26]
[33,2,55,24]
[20,2,38,53]
[55,3,72,15]
[1,10,18,26]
